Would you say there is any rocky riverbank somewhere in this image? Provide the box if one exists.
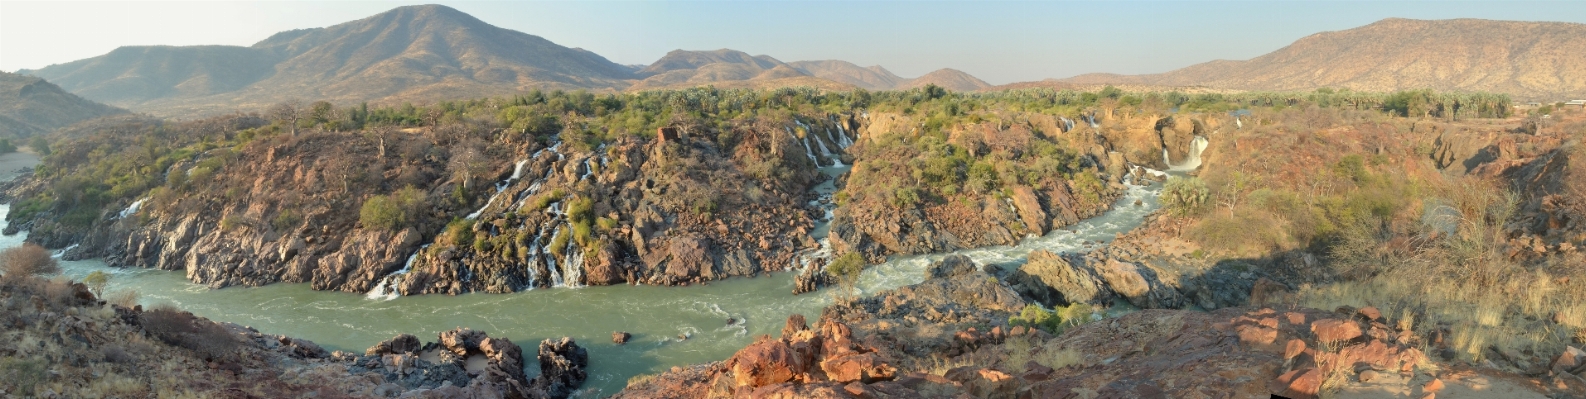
[615,255,1579,399]
[0,272,588,398]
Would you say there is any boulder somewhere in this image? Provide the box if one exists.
[367,334,423,356]
[1270,368,1322,399]
[1006,250,1113,307]
[612,331,631,345]
[1311,319,1363,343]
[820,352,896,383]
[529,337,588,399]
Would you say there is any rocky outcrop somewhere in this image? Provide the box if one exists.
[8,115,847,295]
[1006,250,1113,307]
[350,328,588,399]
[396,118,843,294]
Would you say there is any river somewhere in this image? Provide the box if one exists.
[1,158,1163,397]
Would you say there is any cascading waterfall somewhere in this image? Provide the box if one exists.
[1060,117,1075,133]
[1087,114,1099,128]
[546,227,565,286]
[812,133,842,167]
[1236,116,1243,129]
[561,238,585,288]
[366,244,431,300]
[580,157,596,182]
[115,198,147,220]
[1164,135,1210,172]
[795,128,818,165]
[466,159,530,220]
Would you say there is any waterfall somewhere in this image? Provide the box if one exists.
[812,134,838,167]
[467,158,531,220]
[561,237,584,288]
[1165,136,1210,172]
[833,118,854,149]
[1087,114,1099,128]
[580,157,595,182]
[1060,117,1075,133]
[546,227,565,287]
[1235,116,1243,130]
[115,198,148,220]
[795,127,817,165]
[367,244,431,300]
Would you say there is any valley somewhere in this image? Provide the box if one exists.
[3,3,1586,399]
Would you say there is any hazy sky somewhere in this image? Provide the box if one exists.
[4,1,1586,84]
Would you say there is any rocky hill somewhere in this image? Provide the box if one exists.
[787,60,908,90]
[1061,18,1586,99]
[0,72,127,137]
[20,4,634,116]
[900,68,991,92]
[633,53,992,92]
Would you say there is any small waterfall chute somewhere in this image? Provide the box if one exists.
[367,244,431,300]
[1164,135,1210,172]
[115,198,148,220]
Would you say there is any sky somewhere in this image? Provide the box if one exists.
[3,1,1586,85]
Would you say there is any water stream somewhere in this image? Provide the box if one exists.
[1,153,1164,397]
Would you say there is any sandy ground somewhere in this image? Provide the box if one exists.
[1335,368,1549,399]
[0,149,41,183]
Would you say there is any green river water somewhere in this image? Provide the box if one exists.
[1,156,1164,397]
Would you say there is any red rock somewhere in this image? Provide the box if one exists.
[977,369,1012,382]
[1021,361,1054,382]
[1338,340,1400,372]
[1357,306,1382,321]
[1424,378,1444,393]
[729,339,806,388]
[842,382,870,398]
[820,352,896,383]
[1270,368,1322,399]
[1311,319,1363,343]
[1285,312,1307,325]
[1359,370,1378,382]
[1285,339,1308,360]
[1237,325,1277,345]
[1009,325,1027,337]
[1554,346,1585,375]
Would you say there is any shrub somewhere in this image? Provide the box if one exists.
[826,252,866,298]
[1010,303,1096,334]
[1161,176,1209,216]
[360,196,404,230]
[84,270,110,297]
[0,357,48,396]
[141,304,240,362]
[0,244,59,279]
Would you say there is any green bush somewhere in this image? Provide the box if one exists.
[1009,303,1095,334]
[1161,176,1209,216]
[359,196,404,230]
[0,357,48,396]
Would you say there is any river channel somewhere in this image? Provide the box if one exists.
[1,156,1163,397]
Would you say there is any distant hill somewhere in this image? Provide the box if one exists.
[787,61,907,90]
[1060,18,1586,99]
[0,72,127,137]
[901,68,991,92]
[22,4,634,116]
[633,52,992,92]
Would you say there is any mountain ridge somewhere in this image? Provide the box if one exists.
[1058,18,1586,99]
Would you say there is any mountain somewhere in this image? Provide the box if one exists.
[901,68,991,92]
[1060,18,1586,99]
[21,4,634,115]
[787,60,907,90]
[632,51,993,92]
[0,72,128,137]
[627,49,826,91]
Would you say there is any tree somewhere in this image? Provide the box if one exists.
[1161,176,1209,216]
[0,243,59,279]
[83,270,109,297]
[826,252,866,300]
[27,136,49,155]
[267,100,304,136]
